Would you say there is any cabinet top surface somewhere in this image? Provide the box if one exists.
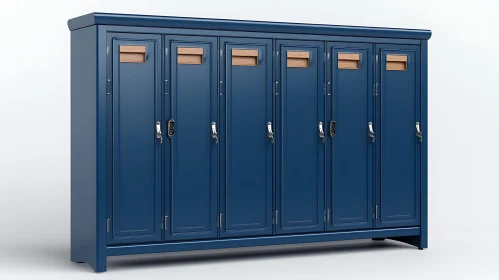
[67,13,432,40]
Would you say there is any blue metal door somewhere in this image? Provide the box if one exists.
[375,44,421,228]
[109,34,162,244]
[165,36,218,240]
[219,38,273,238]
[326,42,374,231]
[275,40,325,234]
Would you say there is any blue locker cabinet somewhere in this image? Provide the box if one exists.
[69,13,431,272]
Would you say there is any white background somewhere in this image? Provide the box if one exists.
[0,0,498,278]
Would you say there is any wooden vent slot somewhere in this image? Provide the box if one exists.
[178,47,204,64]
[287,51,310,68]
[232,49,258,66]
[338,53,360,69]
[386,54,407,71]
[120,45,146,63]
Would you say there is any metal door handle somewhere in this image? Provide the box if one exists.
[211,122,218,143]
[156,121,163,144]
[368,122,375,142]
[319,122,325,143]
[416,122,423,142]
[267,122,274,143]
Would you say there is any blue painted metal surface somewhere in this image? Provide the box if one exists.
[219,38,274,238]
[420,40,428,249]
[70,25,107,272]
[166,36,219,240]
[69,14,430,272]
[275,40,325,234]
[376,44,421,228]
[107,227,421,256]
[100,25,422,45]
[109,34,163,244]
[327,42,374,231]
[68,13,432,40]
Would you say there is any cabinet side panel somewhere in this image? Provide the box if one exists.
[420,40,428,248]
[70,26,106,272]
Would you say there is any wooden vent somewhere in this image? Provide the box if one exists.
[232,49,258,66]
[287,51,310,68]
[338,53,360,69]
[120,45,146,63]
[386,54,407,71]
[178,47,204,64]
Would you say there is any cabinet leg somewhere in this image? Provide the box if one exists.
[372,238,385,241]
[390,235,422,249]
[71,253,107,272]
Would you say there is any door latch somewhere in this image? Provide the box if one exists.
[267,122,274,143]
[368,122,375,142]
[318,122,325,143]
[416,122,423,142]
[211,122,218,143]
[167,120,175,138]
[156,121,163,144]
[330,121,336,138]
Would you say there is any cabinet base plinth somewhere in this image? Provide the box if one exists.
[108,227,421,257]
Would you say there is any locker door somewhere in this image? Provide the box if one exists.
[276,40,325,234]
[109,34,162,244]
[376,44,421,228]
[327,43,374,231]
[166,36,218,240]
[219,38,273,238]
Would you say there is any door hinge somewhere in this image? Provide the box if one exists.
[106,218,110,233]
[162,216,168,230]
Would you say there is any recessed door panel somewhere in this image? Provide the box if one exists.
[166,36,218,240]
[110,35,162,244]
[376,44,421,228]
[220,38,273,238]
[327,43,374,231]
[276,40,325,234]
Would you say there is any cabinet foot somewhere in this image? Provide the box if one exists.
[390,235,422,249]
